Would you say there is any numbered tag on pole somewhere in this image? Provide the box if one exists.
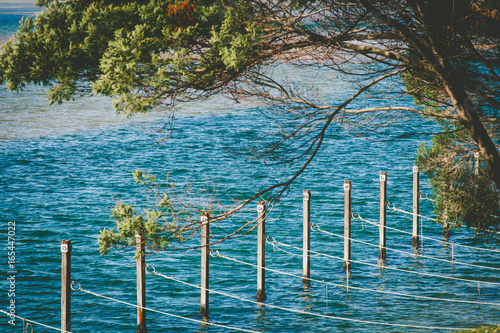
[201,215,208,224]
[257,204,265,213]
[343,183,350,191]
[303,192,310,201]
[380,174,386,182]
[61,244,68,253]
[413,165,419,173]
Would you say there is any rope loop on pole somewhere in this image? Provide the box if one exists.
[386,201,396,210]
[209,249,220,257]
[70,281,81,292]
[266,236,278,252]
[266,236,277,246]
[145,263,156,274]
[22,319,33,333]
[420,193,435,202]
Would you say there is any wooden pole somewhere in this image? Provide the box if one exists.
[61,240,71,333]
[302,190,311,287]
[200,213,209,321]
[443,212,450,239]
[412,165,420,248]
[379,172,387,260]
[475,152,480,175]
[256,201,266,302]
[136,234,147,333]
[343,181,351,271]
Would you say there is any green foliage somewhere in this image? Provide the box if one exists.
[133,169,156,184]
[401,69,440,111]
[455,324,500,333]
[99,203,175,258]
[98,168,221,257]
[98,170,185,257]
[0,0,263,116]
[209,6,261,72]
[416,123,500,234]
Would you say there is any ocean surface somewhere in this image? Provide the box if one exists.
[1,3,499,332]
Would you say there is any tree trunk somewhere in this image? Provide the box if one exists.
[445,85,500,189]
[360,0,500,190]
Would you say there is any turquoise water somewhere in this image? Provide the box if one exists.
[1,4,499,332]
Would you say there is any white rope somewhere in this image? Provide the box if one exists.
[145,263,474,331]
[210,249,500,307]
[418,195,500,235]
[421,214,424,252]
[267,236,323,258]
[268,240,304,257]
[70,281,261,333]
[389,203,500,235]
[353,212,416,235]
[420,193,435,202]
[271,236,500,286]
[0,310,71,332]
[312,223,500,271]
[387,202,438,221]
[471,226,500,235]
[351,213,378,227]
[353,212,500,253]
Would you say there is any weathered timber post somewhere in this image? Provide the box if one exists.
[61,240,71,333]
[302,190,311,287]
[379,172,387,260]
[200,213,209,321]
[475,152,480,175]
[442,210,450,238]
[256,201,266,302]
[412,165,420,248]
[136,234,147,333]
[343,181,351,271]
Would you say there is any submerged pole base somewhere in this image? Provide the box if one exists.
[136,323,147,333]
[201,306,209,322]
[379,248,386,261]
[256,290,266,302]
[342,261,351,272]
[412,236,419,248]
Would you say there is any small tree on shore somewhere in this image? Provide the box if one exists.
[417,123,500,235]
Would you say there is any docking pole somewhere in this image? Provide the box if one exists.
[343,181,351,271]
[61,240,71,333]
[257,201,267,302]
[412,165,420,248]
[302,190,311,287]
[200,213,209,321]
[136,234,147,333]
[379,172,387,260]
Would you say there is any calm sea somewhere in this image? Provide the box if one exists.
[1,3,499,332]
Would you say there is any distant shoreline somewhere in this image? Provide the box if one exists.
[0,1,36,3]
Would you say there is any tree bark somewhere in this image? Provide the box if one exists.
[358,0,500,189]
[441,81,500,188]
